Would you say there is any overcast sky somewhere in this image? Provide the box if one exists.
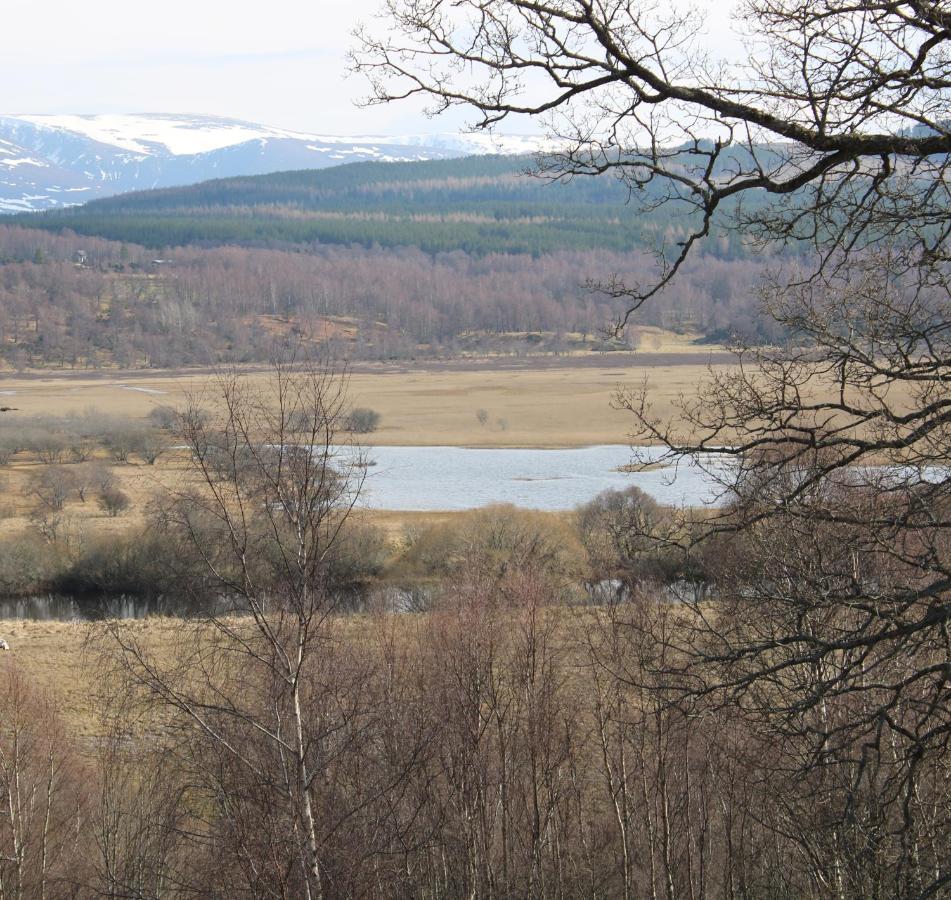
[1,0,740,135]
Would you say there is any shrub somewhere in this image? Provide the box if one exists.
[287,409,316,432]
[54,531,182,597]
[98,487,132,517]
[0,535,54,595]
[576,485,681,585]
[138,430,164,465]
[104,429,139,463]
[29,466,77,512]
[147,405,179,431]
[344,407,381,434]
[327,522,389,587]
[396,504,583,588]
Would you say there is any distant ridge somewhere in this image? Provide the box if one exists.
[0,113,553,213]
[16,154,763,257]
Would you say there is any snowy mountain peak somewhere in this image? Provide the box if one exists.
[0,113,553,213]
[10,113,312,157]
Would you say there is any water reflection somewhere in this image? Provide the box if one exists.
[0,593,238,622]
[0,587,374,622]
[0,578,718,622]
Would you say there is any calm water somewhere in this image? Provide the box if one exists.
[356,445,729,511]
[0,446,730,620]
[0,594,203,621]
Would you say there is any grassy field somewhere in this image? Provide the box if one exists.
[0,353,730,449]
[0,347,735,555]
[0,350,723,736]
[0,343,805,742]
[0,617,173,738]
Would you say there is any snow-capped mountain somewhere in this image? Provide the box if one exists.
[0,114,552,213]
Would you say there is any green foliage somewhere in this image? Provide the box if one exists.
[17,154,759,257]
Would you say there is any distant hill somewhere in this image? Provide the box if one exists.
[0,113,551,214]
[15,154,759,256]
[0,146,789,372]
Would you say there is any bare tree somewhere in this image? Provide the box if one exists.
[356,0,951,324]
[0,661,92,898]
[356,3,951,891]
[28,466,76,513]
[27,432,66,466]
[104,351,369,899]
[74,462,116,504]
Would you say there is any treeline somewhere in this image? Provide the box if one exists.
[0,225,778,369]
[0,484,684,605]
[16,154,769,256]
[0,481,942,896]
[0,526,944,897]
[15,210,665,256]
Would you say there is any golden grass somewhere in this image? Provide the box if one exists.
[348,365,704,447]
[0,616,306,739]
[0,455,181,538]
[0,353,732,541]
[0,604,594,742]
[0,356,730,449]
[361,509,470,543]
[0,351,735,544]
[0,618,182,738]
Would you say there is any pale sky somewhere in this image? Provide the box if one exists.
[1,0,740,135]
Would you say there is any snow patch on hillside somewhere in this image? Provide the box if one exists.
[9,114,554,158]
[0,157,47,169]
[15,114,310,156]
[0,198,42,211]
[0,113,558,214]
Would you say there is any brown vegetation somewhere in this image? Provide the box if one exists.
[0,578,945,897]
[0,224,768,370]
[355,2,951,895]
[0,352,944,895]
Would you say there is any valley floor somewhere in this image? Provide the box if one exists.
[0,351,731,449]
[0,353,730,738]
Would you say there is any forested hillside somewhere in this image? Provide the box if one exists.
[0,224,773,369]
[17,154,769,256]
[0,151,796,369]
